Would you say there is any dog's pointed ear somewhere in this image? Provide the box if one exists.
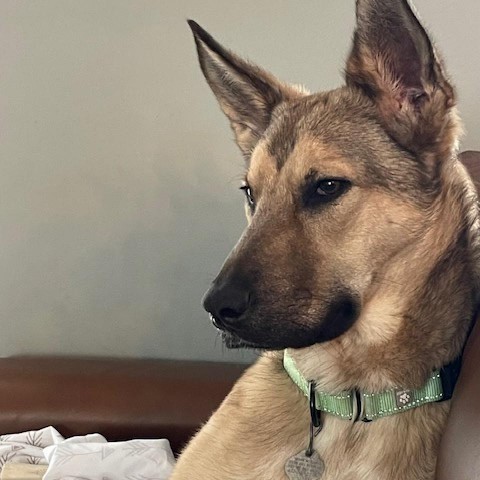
[345,0,459,159]
[188,20,302,159]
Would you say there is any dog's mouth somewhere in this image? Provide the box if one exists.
[209,295,359,351]
[210,315,271,349]
[220,331,270,350]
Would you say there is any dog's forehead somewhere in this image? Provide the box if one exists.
[276,91,382,155]
[249,90,378,182]
[248,88,423,195]
[249,136,356,187]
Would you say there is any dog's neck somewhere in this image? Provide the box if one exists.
[289,159,480,394]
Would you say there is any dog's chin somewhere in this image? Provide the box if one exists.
[220,331,272,350]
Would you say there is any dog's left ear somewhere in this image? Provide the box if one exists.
[346,0,459,161]
[188,20,302,160]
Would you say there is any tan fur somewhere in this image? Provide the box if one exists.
[172,355,450,479]
[172,150,478,480]
[178,4,480,479]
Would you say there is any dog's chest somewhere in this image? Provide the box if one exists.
[296,415,438,480]
[249,418,404,480]
[258,415,439,480]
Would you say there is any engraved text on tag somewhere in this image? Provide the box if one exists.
[285,450,325,480]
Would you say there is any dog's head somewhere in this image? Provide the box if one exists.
[189,0,462,350]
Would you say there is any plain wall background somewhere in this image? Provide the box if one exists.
[0,0,479,362]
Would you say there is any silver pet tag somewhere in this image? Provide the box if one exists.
[285,381,325,479]
[285,450,325,480]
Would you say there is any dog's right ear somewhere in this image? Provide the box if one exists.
[188,20,301,160]
[345,0,458,161]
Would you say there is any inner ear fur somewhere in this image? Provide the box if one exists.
[345,0,460,161]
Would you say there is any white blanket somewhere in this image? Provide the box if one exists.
[0,427,61,466]
[0,427,175,480]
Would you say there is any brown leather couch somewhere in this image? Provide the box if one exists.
[435,151,480,480]
[0,152,478,476]
[0,356,246,454]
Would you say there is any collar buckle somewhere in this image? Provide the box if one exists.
[352,390,371,423]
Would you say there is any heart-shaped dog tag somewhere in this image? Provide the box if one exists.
[285,450,325,480]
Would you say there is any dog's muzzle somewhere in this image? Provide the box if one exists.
[203,267,361,351]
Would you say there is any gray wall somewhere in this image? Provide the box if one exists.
[1,1,479,362]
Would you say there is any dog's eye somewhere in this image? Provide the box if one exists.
[316,180,344,196]
[240,184,255,211]
[304,179,350,208]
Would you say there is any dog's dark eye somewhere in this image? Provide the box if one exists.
[316,180,344,196]
[304,179,350,208]
[240,184,255,211]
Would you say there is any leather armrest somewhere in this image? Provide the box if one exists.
[435,320,480,479]
[436,151,480,479]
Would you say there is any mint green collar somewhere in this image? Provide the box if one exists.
[283,350,445,422]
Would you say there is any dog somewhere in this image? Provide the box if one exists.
[171,0,480,478]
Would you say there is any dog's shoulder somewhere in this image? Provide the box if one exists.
[171,354,311,479]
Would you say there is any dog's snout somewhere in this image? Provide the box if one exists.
[203,277,253,327]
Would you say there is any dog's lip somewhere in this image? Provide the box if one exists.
[221,330,270,350]
[209,313,225,330]
[208,315,269,349]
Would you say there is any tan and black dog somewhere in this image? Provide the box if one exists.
[172,0,480,478]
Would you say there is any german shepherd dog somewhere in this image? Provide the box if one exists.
[172,0,480,478]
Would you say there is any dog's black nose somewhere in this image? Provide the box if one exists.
[203,278,252,327]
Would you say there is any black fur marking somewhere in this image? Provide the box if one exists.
[219,294,360,350]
